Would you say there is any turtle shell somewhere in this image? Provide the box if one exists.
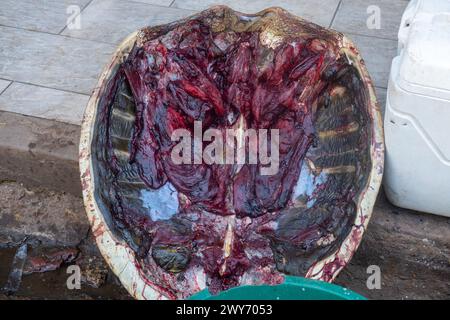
[79,6,384,300]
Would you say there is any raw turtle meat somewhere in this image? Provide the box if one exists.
[79,6,384,300]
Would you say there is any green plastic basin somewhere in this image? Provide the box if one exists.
[189,276,365,300]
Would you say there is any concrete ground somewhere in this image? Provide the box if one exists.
[0,0,449,300]
[0,0,403,124]
[0,180,448,300]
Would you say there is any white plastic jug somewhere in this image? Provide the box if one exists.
[384,0,450,217]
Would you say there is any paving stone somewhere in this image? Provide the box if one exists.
[171,0,340,27]
[131,0,174,6]
[0,82,89,125]
[0,0,91,34]
[62,0,196,44]
[0,26,115,95]
[332,0,409,40]
[0,79,11,94]
[349,33,397,89]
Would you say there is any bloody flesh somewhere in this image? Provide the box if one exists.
[124,24,322,217]
[96,8,372,299]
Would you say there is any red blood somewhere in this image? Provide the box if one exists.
[103,14,363,297]
[121,20,333,218]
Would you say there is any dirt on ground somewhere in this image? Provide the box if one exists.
[0,180,449,300]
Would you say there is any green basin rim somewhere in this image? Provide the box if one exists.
[189,276,366,300]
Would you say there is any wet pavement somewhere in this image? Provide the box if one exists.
[1,181,449,300]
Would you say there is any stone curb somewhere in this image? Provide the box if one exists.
[0,110,448,299]
[0,111,81,195]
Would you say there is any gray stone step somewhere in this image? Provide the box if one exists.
[0,111,81,196]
